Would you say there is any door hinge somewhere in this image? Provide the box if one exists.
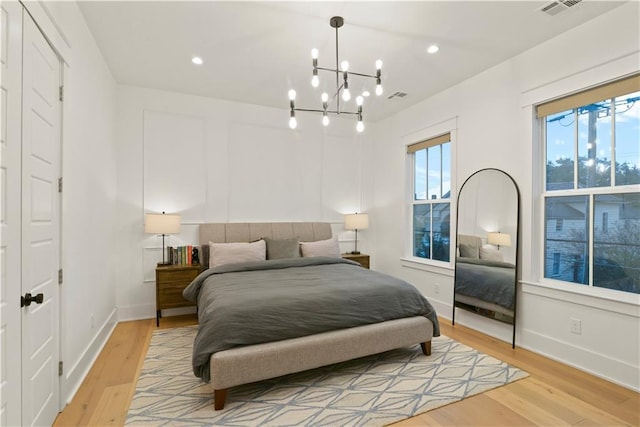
[59,361,63,376]
[58,177,63,193]
[59,85,64,102]
[58,269,63,285]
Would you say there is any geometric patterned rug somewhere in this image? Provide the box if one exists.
[126,325,528,426]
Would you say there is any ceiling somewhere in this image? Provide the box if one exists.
[78,1,626,122]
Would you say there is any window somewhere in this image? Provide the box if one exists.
[552,252,561,275]
[408,134,451,262]
[538,74,640,294]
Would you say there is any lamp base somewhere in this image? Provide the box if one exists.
[157,261,172,266]
[350,250,361,255]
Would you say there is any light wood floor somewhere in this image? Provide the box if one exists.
[53,315,639,426]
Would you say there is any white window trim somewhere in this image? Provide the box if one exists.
[400,256,454,275]
[538,92,640,292]
[522,280,640,314]
[521,54,639,285]
[403,117,458,266]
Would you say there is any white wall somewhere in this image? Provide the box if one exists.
[370,2,640,391]
[22,1,119,404]
[115,86,374,320]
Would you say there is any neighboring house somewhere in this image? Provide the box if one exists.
[545,194,640,293]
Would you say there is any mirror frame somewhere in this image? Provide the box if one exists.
[452,168,520,348]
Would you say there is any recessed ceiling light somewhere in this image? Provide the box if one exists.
[192,56,203,65]
[362,91,371,97]
[427,45,439,54]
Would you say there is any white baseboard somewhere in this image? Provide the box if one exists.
[117,303,155,321]
[518,328,639,392]
[431,299,638,392]
[61,308,118,405]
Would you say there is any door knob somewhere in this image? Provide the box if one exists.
[21,293,44,307]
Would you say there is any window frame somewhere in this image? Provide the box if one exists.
[538,75,640,294]
[406,131,454,267]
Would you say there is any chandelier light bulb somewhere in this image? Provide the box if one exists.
[375,84,383,96]
[311,75,319,87]
[321,92,329,103]
[427,44,439,54]
[192,56,203,65]
[340,60,349,72]
[375,59,383,70]
[356,96,363,106]
[289,117,297,129]
[357,121,364,133]
[288,89,296,100]
[311,48,319,59]
[322,115,329,126]
[342,88,351,102]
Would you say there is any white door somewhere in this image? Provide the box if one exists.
[1,1,23,425]
[21,10,61,427]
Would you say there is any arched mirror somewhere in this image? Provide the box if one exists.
[452,168,520,347]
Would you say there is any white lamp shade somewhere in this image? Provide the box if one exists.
[145,213,181,234]
[344,213,369,230]
[487,232,511,247]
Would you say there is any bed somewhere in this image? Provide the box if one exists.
[183,222,440,410]
[454,234,516,322]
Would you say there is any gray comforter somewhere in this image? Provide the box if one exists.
[454,257,516,310]
[183,256,440,381]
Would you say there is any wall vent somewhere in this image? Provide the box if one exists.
[540,0,582,16]
[387,91,408,100]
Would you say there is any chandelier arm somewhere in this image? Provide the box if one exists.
[315,66,339,73]
[331,83,345,100]
[345,71,379,79]
[292,108,360,116]
[316,67,379,80]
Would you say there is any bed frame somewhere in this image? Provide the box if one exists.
[199,222,435,410]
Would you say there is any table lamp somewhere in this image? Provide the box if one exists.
[344,213,369,255]
[145,212,181,265]
[487,232,511,250]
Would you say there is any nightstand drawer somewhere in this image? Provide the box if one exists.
[155,264,200,326]
[341,253,370,269]
[157,269,198,283]
[157,281,193,308]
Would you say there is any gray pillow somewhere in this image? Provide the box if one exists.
[264,237,300,260]
[459,243,479,259]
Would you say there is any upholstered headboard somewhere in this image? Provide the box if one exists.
[457,234,483,248]
[198,222,332,268]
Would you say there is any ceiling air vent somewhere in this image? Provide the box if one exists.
[540,0,582,16]
[387,91,408,100]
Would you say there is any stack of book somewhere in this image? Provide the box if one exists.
[166,245,198,265]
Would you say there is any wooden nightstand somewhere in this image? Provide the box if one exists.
[155,264,200,326]
[342,253,370,269]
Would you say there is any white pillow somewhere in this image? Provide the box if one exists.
[479,246,504,262]
[209,240,266,268]
[299,236,341,258]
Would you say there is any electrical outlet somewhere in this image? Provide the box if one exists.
[570,318,582,335]
[434,284,440,295]
[90,314,95,329]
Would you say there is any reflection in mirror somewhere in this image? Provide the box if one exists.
[452,168,520,347]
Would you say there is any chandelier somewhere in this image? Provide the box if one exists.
[288,16,383,133]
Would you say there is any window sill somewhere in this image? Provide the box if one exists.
[521,279,640,317]
[400,257,454,276]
